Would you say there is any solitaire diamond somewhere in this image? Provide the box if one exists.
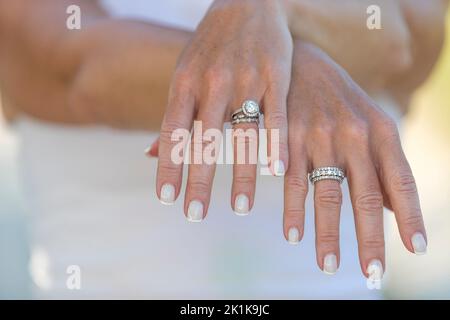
[242,100,260,117]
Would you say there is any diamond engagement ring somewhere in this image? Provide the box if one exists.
[309,167,346,184]
[231,100,261,125]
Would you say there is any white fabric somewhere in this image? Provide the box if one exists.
[101,0,212,31]
[13,0,386,299]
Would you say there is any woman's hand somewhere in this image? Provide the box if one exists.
[283,42,427,279]
[156,0,294,220]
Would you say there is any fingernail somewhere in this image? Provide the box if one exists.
[160,184,175,205]
[187,200,204,222]
[144,146,152,155]
[273,160,285,177]
[234,194,249,216]
[288,227,299,245]
[323,254,338,275]
[411,232,427,255]
[367,259,383,281]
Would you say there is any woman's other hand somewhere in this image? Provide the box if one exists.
[283,42,426,279]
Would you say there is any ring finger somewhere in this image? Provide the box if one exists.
[230,97,261,216]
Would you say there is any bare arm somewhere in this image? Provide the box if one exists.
[0,0,190,130]
[386,0,449,111]
[288,0,448,109]
[0,0,447,128]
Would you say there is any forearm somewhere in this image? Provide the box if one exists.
[66,20,190,129]
[385,0,449,112]
[287,0,448,111]
[0,0,190,130]
[0,0,105,122]
[287,0,412,92]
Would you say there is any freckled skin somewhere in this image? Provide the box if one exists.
[156,0,295,221]
[284,42,426,277]
[0,0,447,277]
[0,0,446,126]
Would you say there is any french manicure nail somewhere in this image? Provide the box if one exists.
[323,254,338,275]
[367,259,383,282]
[288,227,299,245]
[187,200,204,222]
[144,146,152,155]
[273,160,285,177]
[234,194,249,216]
[160,184,175,205]
[411,232,427,255]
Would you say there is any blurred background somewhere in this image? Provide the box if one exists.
[0,11,449,300]
[383,10,450,299]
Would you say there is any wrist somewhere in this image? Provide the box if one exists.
[210,0,293,23]
[282,1,323,41]
[279,0,296,26]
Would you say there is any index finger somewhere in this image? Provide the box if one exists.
[156,84,195,205]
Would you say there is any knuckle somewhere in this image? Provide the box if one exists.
[284,208,305,221]
[158,161,178,176]
[193,136,213,151]
[315,187,342,209]
[163,118,187,132]
[245,131,259,146]
[355,191,384,214]
[391,173,417,194]
[172,68,193,92]
[312,122,335,140]
[264,62,286,81]
[239,67,258,85]
[262,61,279,76]
[234,175,255,186]
[344,120,369,143]
[380,115,398,132]
[234,135,255,150]
[289,125,307,144]
[264,67,288,85]
[402,214,423,228]
[289,132,302,146]
[276,142,289,159]
[191,141,205,159]
[317,231,339,245]
[159,131,174,146]
[374,130,401,157]
[233,130,258,150]
[360,236,385,250]
[197,111,220,127]
[285,176,308,195]
[204,67,231,88]
[265,110,287,128]
[188,179,210,194]
[160,121,187,144]
[376,118,400,145]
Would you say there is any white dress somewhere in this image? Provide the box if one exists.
[13,0,388,299]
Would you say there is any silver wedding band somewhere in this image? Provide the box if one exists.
[309,167,345,184]
[231,100,261,125]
